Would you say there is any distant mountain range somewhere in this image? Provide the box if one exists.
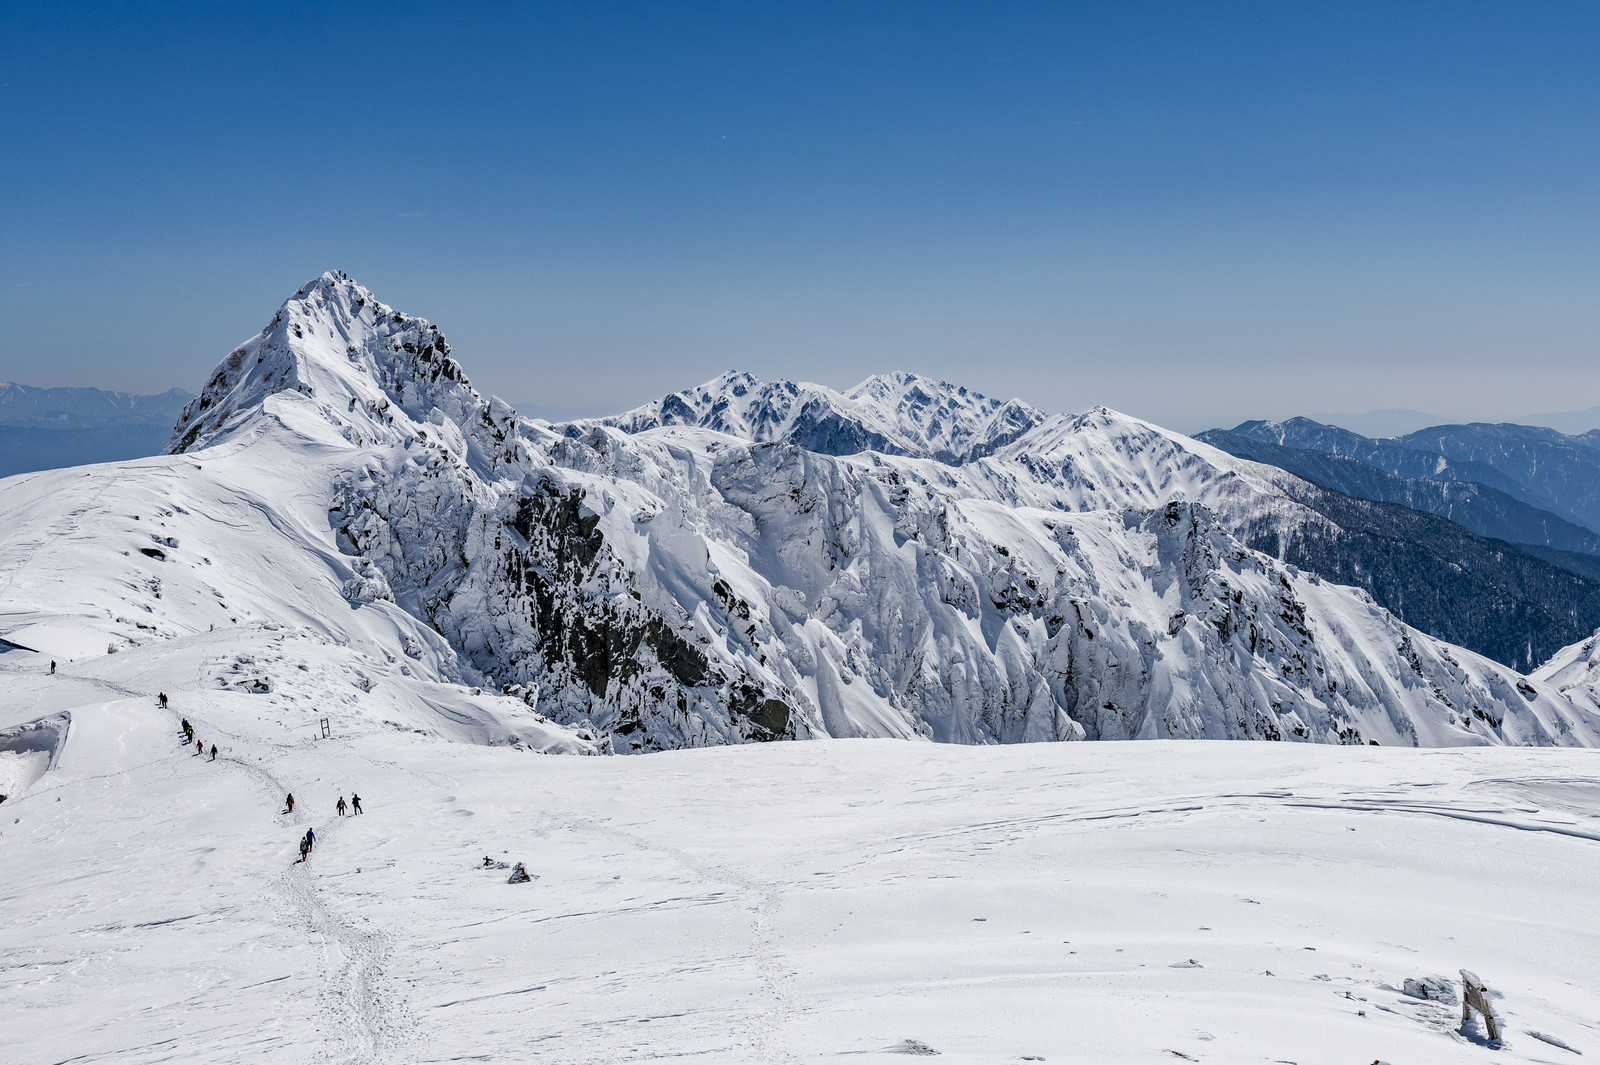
[1308,405,1600,439]
[1195,429,1600,558]
[0,382,193,478]
[1197,418,1600,668]
[1203,417,1600,536]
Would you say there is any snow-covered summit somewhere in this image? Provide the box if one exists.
[841,371,1046,463]
[168,271,516,470]
[602,369,1044,463]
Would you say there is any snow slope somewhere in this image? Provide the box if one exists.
[1536,626,1600,712]
[2,651,1598,1064]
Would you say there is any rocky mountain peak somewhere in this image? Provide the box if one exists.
[167,272,499,458]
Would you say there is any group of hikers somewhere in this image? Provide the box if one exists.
[163,692,368,866]
[287,792,363,862]
[177,713,217,760]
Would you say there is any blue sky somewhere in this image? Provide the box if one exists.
[2,1,1597,429]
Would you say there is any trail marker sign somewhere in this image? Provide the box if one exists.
[1459,969,1500,1041]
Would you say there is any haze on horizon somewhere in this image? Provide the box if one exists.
[2,1,1597,433]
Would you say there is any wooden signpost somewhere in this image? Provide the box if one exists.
[1459,969,1499,1041]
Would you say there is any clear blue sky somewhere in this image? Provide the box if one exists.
[3,1,1597,429]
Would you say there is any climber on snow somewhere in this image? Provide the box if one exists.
[350,793,362,815]
[210,743,217,760]
[158,692,168,709]
[336,796,347,816]
[286,793,295,813]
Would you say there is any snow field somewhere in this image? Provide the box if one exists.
[5,270,1600,1064]
[3,643,1598,1064]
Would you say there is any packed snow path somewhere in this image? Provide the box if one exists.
[4,649,1600,1063]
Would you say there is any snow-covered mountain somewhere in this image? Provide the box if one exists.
[599,369,1045,464]
[4,272,1598,754]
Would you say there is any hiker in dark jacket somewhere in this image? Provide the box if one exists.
[336,796,347,816]
[286,793,295,813]
[351,793,363,814]
[210,743,217,760]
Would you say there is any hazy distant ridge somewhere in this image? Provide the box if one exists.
[0,382,193,478]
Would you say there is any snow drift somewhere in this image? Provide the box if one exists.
[0,712,69,803]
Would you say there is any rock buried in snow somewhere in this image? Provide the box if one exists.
[507,862,531,884]
[883,1039,940,1056]
[1402,975,1456,1003]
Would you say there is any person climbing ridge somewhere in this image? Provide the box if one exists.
[196,737,203,755]
[299,837,310,862]
[336,796,347,816]
[351,793,362,815]
[286,793,295,813]
[158,692,168,709]
[304,827,316,853]
[49,660,55,675]
[210,743,217,761]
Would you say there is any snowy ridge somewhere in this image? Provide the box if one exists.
[599,369,1045,463]
[840,371,1045,463]
[4,273,1598,752]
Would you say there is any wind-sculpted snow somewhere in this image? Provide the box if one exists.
[3,271,1591,754]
